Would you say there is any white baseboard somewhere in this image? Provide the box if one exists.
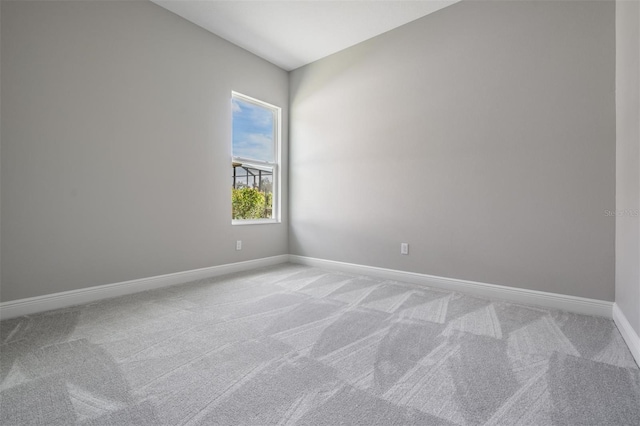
[0,255,289,320]
[289,255,613,318]
[613,303,640,367]
[0,253,618,324]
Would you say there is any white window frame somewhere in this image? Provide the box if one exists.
[231,91,281,225]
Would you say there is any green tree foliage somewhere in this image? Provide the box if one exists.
[232,187,272,219]
[265,191,273,212]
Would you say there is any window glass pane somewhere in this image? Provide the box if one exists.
[232,98,274,162]
[232,163,273,220]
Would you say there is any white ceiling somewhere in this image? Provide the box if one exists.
[151,0,460,71]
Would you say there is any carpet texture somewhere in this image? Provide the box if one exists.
[1,263,639,425]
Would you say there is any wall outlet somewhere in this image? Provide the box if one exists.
[236,240,242,251]
[400,243,409,255]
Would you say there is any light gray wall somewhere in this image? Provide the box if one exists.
[0,0,3,296]
[290,0,615,300]
[616,0,640,335]
[1,1,289,302]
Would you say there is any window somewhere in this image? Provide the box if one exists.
[231,92,281,224]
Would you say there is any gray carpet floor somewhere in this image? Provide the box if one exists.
[1,263,639,425]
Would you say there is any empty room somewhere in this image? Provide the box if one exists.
[1,0,639,424]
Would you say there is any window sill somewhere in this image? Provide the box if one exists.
[232,219,280,226]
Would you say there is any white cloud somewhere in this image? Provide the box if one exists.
[234,133,273,162]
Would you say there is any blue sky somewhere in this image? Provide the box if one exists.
[232,98,274,162]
